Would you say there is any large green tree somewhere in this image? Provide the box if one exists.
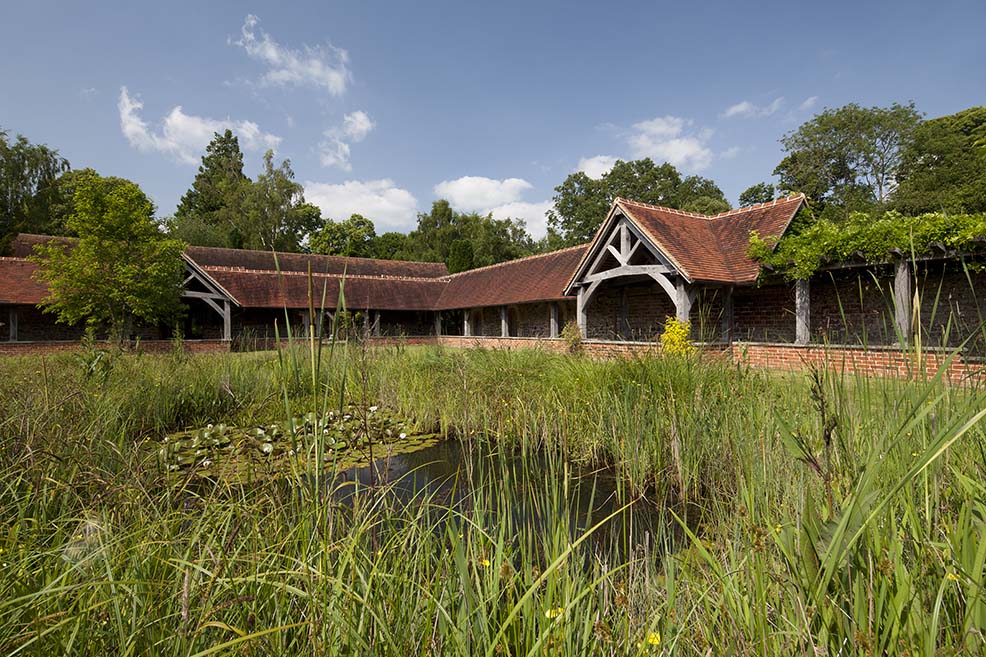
[242,151,320,251]
[774,102,922,220]
[1,128,70,251]
[310,213,377,257]
[168,130,251,248]
[739,182,776,207]
[894,106,986,214]
[31,172,185,339]
[399,200,534,269]
[546,158,730,246]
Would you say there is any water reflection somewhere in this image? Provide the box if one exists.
[327,439,670,560]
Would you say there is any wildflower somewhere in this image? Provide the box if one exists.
[480,558,491,568]
[399,432,407,439]
[647,631,661,646]
[369,406,378,412]
[545,606,564,619]
[774,524,782,534]
[946,572,960,582]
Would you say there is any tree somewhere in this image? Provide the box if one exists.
[447,239,474,273]
[368,231,409,260]
[310,213,377,257]
[31,173,185,339]
[241,151,319,251]
[739,182,776,207]
[547,158,729,246]
[38,168,136,237]
[1,128,69,251]
[894,107,986,214]
[774,102,922,220]
[399,200,534,270]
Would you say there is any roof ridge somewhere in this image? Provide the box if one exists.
[616,192,806,221]
[200,265,446,283]
[708,192,806,219]
[187,244,446,270]
[616,197,710,219]
[442,243,590,280]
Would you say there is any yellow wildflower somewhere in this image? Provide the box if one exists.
[647,631,661,646]
[545,606,564,619]
[946,572,960,582]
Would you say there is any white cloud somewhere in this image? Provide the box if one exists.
[488,200,553,240]
[721,97,785,119]
[433,176,533,212]
[341,110,374,141]
[319,110,376,170]
[304,179,418,232]
[233,14,350,96]
[118,87,280,165]
[720,146,741,160]
[577,155,618,179]
[626,115,714,171]
[799,95,819,111]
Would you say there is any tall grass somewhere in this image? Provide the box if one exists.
[0,341,984,654]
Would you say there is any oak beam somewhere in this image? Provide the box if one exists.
[675,278,694,323]
[434,311,442,337]
[222,300,231,341]
[577,287,587,338]
[549,302,559,338]
[500,306,509,337]
[795,279,810,345]
[464,310,472,337]
[8,307,17,342]
[894,260,913,346]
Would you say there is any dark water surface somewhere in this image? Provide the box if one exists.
[326,439,672,560]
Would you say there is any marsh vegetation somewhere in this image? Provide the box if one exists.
[0,342,984,655]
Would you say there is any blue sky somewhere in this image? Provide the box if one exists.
[2,0,984,238]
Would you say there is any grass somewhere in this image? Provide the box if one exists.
[0,341,984,655]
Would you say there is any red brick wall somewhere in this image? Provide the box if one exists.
[0,339,232,357]
[733,283,796,343]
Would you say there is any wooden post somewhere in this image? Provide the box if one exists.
[222,300,231,341]
[619,287,630,338]
[549,302,559,338]
[894,260,913,347]
[301,309,312,338]
[372,311,381,337]
[721,286,734,344]
[434,311,442,337]
[464,310,472,337]
[8,307,17,342]
[500,306,509,337]
[675,278,693,323]
[795,279,810,345]
[577,287,587,338]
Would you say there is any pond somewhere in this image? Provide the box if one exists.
[328,438,674,560]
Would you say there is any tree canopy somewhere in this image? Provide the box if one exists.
[310,213,377,257]
[167,132,319,251]
[773,102,922,221]
[546,159,730,247]
[894,106,986,215]
[31,171,185,338]
[0,128,69,252]
[739,182,776,207]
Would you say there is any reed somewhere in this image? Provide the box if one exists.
[0,336,983,654]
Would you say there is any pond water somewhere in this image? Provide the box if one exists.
[327,439,674,559]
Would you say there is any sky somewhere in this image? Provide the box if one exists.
[2,0,984,239]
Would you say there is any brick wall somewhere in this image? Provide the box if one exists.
[0,339,231,357]
[916,261,986,350]
[733,283,796,343]
[810,268,896,346]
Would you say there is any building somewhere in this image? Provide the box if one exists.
[3,194,986,362]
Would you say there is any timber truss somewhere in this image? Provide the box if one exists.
[565,205,697,337]
[180,255,238,340]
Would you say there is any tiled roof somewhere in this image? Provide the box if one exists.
[615,194,804,284]
[434,245,588,310]
[0,258,48,304]
[185,245,449,279]
[201,267,446,311]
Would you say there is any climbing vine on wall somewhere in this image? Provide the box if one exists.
[748,211,986,280]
